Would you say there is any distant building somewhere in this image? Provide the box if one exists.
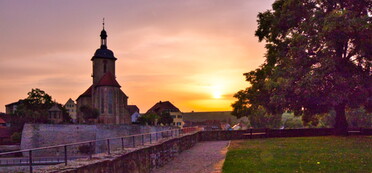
[5,100,23,114]
[64,98,77,122]
[48,104,63,124]
[127,105,141,123]
[170,112,184,128]
[182,111,249,130]
[146,101,180,115]
[76,24,131,124]
[146,101,182,126]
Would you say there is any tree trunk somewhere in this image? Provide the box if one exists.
[334,103,348,136]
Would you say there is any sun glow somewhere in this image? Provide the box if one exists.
[213,90,222,99]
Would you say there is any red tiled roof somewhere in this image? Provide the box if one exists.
[77,85,93,100]
[96,72,121,87]
[0,117,5,124]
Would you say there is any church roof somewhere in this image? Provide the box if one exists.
[77,85,93,100]
[92,48,116,60]
[96,72,121,87]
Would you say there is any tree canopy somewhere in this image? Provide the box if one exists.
[232,0,371,135]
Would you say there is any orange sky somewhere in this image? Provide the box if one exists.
[0,0,274,113]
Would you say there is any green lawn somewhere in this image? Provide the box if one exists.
[223,136,372,173]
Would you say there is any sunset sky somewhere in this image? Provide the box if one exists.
[0,0,274,113]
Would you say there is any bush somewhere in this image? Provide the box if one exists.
[78,144,93,154]
[11,132,21,143]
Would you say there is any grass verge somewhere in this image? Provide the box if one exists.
[223,136,372,173]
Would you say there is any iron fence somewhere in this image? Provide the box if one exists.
[0,128,194,173]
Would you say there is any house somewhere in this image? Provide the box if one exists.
[5,100,23,114]
[127,105,141,123]
[64,98,77,123]
[146,101,180,115]
[48,104,63,124]
[170,112,184,128]
[0,127,12,144]
[146,101,182,126]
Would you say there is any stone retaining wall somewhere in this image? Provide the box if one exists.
[21,124,172,156]
[36,132,199,173]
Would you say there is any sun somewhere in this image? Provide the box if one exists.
[212,90,222,99]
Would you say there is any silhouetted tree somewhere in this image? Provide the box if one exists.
[233,0,371,135]
[79,105,99,123]
[136,113,159,125]
[158,112,174,126]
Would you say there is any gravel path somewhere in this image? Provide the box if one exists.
[152,141,230,173]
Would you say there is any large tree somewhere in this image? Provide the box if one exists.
[233,0,371,135]
[12,88,55,131]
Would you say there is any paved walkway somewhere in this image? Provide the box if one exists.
[152,141,230,173]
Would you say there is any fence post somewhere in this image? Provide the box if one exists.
[64,145,68,166]
[142,135,144,145]
[121,137,124,150]
[250,129,253,139]
[107,139,111,155]
[89,142,93,159]
[150,133,152,144]
[29,150,33,173]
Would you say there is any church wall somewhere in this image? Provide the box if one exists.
[76,96,93,123]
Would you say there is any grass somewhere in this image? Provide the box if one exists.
[222,136,372,173]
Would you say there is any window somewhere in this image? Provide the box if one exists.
[108,91,113,114]
[177,115,183,118]
[101,91,105,113]
[103,60,107,73]
[177,122,181,126]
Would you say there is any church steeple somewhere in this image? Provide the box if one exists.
[100,18,107,49]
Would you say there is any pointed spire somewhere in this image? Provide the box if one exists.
[100,18,107,49]
[102,18,105,29]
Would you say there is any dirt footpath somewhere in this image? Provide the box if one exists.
[152,141,230,173]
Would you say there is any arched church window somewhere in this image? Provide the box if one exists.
[103,60,107,73]
[108,90,113,114]
[101,91,104,113]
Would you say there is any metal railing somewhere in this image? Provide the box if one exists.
[0,128,185,173]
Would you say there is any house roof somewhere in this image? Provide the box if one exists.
[96,72,121,87]
[0,114,11,122]
[127,105,139,115]
[146,101,180,115]
[0,117,5,124]
[49,104,62,112]
[5,100,24,107]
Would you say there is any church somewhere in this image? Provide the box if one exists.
[76,24,131,124]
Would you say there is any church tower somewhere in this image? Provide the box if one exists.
[76,21,131,124]
[91,22,117,85]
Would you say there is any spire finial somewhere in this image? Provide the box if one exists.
[102,18,105,29]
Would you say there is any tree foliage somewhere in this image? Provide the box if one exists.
[157,112,174,126]
[136,113,159,125]
[233,0,371,135]
[79,105,99,123]
[14,88,55,125]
